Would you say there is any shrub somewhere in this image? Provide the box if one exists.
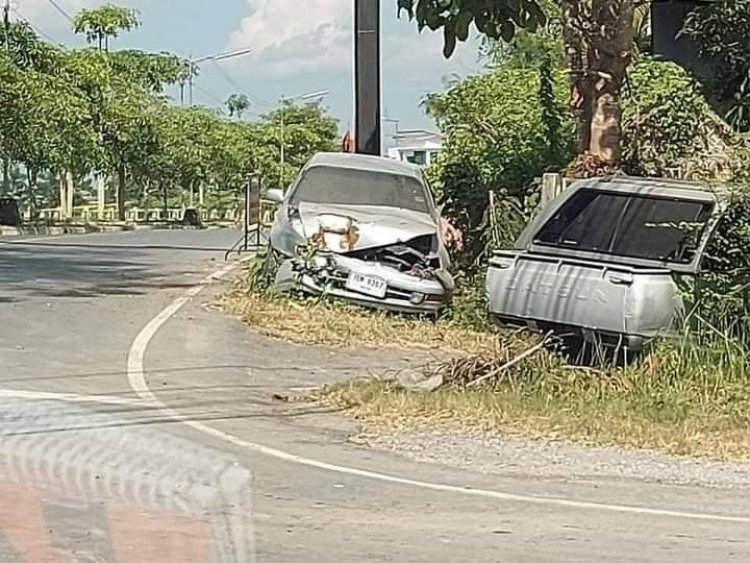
[621,60,711,176]
[425,65,576,268]
[688,187,750,345]
[621,59,749,181]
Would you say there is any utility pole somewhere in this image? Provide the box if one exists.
[354,0,382,155]
[3,0,10,54]
[2,0,11,193]
[279,96,285,190]
[188,60,194,106]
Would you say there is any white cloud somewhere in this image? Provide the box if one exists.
[225,0,480,79]
[227,0,352,75]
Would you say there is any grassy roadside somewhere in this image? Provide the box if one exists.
[324,368,750,461]
[222,266,750,462]
[220,266,516,356]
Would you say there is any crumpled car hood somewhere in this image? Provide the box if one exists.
[294,202,437,252]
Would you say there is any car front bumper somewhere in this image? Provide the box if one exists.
[274,252,454,314]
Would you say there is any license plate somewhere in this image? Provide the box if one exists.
[345,273,387,299]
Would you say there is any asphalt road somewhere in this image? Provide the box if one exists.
[0,228,749,563]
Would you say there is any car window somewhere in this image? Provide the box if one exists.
[291,166,430,213]
[534,189,713,264]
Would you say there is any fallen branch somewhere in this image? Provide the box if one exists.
[467,332,553,388]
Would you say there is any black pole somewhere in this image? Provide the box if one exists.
[255,176,262,246]
[244,178,250,252]
[354,0,381,156]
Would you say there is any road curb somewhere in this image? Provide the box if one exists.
[0,222,236,238]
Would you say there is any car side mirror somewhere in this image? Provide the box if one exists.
[265,189,284,204]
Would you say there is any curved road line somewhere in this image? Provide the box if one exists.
[125,264,750,525]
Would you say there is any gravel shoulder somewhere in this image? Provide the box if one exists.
[353,426,750,490]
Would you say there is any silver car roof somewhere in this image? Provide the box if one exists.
[304,152,424,181]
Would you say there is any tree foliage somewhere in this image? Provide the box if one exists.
[109,50,191,92]
[479,0,565,70]
[425,65,576,264]
[0,8,338,221]
[682,0,750,132]
[401,0,638,167]
[226,93,251,119]
[73,4,140,51]
[620,59,750,182]
[397,0,546,57]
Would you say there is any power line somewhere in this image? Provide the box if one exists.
[45,0,74,23]
[210,59,275,108]
[190,82,227,107]
[15,12,59,44]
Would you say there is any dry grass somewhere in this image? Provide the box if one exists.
[222,263,750,461]
[323,379,750,461]
[220,268,516,356]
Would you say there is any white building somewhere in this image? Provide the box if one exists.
[386,129,443,167]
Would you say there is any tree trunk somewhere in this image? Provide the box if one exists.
[588,0,635,165]
[65,171,74,219]
[58,172,66,220]
[162,183,169,220]
[26,169,37,220]
[562,0,592,153]
[116,166,126,221]
[2,157,9,193]
[97,175,106,217]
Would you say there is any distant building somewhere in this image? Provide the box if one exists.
[386,129,443,167]
[651,0,716,79]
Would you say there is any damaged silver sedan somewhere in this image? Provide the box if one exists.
[264,152,455,314]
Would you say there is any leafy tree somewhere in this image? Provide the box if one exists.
[64,48,158,220]
[425,66,576,264]
[109,50,191,92]
[261,102,339,188]
[0,20,62,73]
[682,0,750,131]
[621,58,746,182]
[479,0,565,70]
[401,0,638,169]
[73,4,140,51]
[397,0,547,57]
[226,93,251,119]
[0,4,339,223]
[0,53,99,181]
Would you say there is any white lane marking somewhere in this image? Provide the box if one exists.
[126,266,750,525]
[0,234,67,245]
[0,389,151,408]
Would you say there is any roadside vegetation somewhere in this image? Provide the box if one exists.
[226,1,750,461]
[0,5,337,221]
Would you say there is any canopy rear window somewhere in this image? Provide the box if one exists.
[292,166,430,213]
[534,189,713,264]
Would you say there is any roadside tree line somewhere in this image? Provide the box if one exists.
[0,5,338,221]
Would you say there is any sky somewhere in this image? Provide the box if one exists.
[12,0,484,140]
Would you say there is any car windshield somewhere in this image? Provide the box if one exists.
[291,166,431,213]
[534,189,713,264]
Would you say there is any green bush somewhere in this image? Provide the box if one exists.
[621,58,750,182]
[621,60,712,176]
[425,65,576,267]
[689,187,750,344]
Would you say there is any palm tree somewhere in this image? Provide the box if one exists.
[226,93,251,120]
